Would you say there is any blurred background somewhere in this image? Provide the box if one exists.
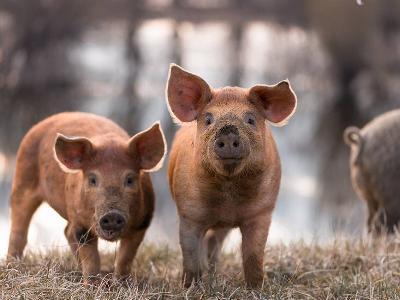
[1,0,400,256]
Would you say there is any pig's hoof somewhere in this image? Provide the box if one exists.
[112,273,133,285]
[182,272,201,288]
[83,275,102,286]
[245,279,264,289]
[5,255,22,265]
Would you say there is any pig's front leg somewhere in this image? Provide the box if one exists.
[64,223,80,262]
[114,230,146,280]
[179,217,205,287]
[240,215,271,288]
[66,224,101,284]
[79,238,101,284]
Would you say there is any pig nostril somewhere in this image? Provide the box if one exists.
[233,141,239,148]
[100,213,126,232]
[218,141,225,148]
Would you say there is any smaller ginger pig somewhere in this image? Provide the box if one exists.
[7,112,166,283]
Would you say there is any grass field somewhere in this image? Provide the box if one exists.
[1,236,400,299]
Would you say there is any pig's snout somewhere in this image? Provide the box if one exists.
[214,125,244,160]
[99,211,126,232]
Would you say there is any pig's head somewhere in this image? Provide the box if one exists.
[53,122,166,241]
[166,64,296,177]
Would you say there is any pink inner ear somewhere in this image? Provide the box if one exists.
[250,82,296,124]
[56,139,87,170]
[63,148,83,165]
[137,141,148,158]
[62,158,81,169]
[137,141,154,167]
[266,96,295,123]
[170,79,202,121]
[134,127,165,170]
[178,81,202,102]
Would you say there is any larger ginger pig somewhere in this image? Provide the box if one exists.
[7,112,166,282]
[166,64,297,288]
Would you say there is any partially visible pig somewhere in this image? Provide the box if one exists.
[166,64,297,288]
[7,112,166,282]
[344,109,400,233]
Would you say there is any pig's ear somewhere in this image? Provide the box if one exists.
[53,133,94,173]
[166,63,212,122]
[249,80,297,126]
[128,122,167,172]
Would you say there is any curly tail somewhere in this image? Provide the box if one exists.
[343,126,363,164]
[343,126,362,146]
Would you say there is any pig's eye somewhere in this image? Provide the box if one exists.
[205,113,214,126]
[125,174,135,187]
[244,113,256,127]
[88,174,98,187]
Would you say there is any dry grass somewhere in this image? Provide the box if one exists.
[2,236,400,299]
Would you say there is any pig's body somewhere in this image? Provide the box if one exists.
[166,64,297,288]
[169,124,280,229]
[344,109,400,232]
[8,112,165,282]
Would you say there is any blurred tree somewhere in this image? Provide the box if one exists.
[112,21,142,134]
[0,0,89,153]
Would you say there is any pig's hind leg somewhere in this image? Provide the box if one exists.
[7,187,42,259]
[366,198,380,233]
[377,201,400,234]
[204,228,230,271]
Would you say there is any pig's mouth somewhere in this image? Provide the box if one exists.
[216,157,244,175]
[218,157,242,163]
[217,157,243,168]
[98,228,121,241]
